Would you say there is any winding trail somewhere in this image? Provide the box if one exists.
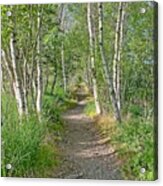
[53,100,122,180]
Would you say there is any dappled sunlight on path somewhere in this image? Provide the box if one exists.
[52,101,122,180]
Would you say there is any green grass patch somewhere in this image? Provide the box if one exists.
[1,116,45,177]
[84,100,96,117]
[1,93,62,177]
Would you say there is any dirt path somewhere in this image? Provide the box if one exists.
[53,101,122,180]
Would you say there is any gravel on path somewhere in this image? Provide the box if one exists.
[52,101,122,180]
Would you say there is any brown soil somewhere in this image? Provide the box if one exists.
[52,100,122,180]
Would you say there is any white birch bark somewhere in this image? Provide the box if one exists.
[117,2,126,110]
[61,41,67,92]
[113,3,121,94]
[1,50,13,80]
[23,55,28,114]
[98,3,121,122]
[36,7,43,115]
[113,2,126,110]
[87,3,101,114]
[30,53,37,110]
[1,50,14,94]
[10,33,25,116]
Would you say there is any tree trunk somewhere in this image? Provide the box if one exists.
[1,50,13,81]
[23,55,28,114]
[36,7,43,116]
[87,3,101,114]
[98,3,121,122]
[113,2,126,110]
[30,51,37,110]
[1,50,14,94]
[10,33,25,116]
[61,41,67,92]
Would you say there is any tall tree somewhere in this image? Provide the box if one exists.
[87,3,101,114]
[36,6,43,115]
[10,32,26,116]
[98,3,121,122]
[58,5,67,92]
[113,2,126,110]
[61,41,67,92]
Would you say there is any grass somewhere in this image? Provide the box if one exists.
[1,93,62,177]
[44,87,77,114]
[2,117,45,177]
[1,87,78,177]
[84,100,97,117]
[95,114,156,181]
[2,88,156,180]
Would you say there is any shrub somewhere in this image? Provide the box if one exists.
[112,119,155,180]
[128,104,144,117]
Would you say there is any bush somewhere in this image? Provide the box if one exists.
[43,93,61,123]
[43,88,77,122]
[128,104,144,117]
[112,119,155,180]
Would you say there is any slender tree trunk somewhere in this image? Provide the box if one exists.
[10,33,25,116]
[0,64,5,93]
[113,2,126,110]
[30,51,37,110]
[1,50,14,94]
[1,50,13,81]
[23,55,28,114]
[98,3,121,122]
[117,2,126,110]
[113,3,121,95]
[29,6,37,111]
[61,41,67,92]
[36,7,43,116]
[87,3,101,114]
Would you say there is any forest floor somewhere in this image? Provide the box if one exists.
[52,99,123,180]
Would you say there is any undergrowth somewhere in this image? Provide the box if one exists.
[84,100,96,117]
[1,93,63,177]
[95,114,156,181]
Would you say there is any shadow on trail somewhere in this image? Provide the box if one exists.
[52,99,122,180]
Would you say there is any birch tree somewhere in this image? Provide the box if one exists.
[61,41,67,92]
[98,3,121,122]
[22,54,28,114]
[57,5,67,92]
[1,50,13,91]
[10,32,26,116]
[36,6,43,115]
[113,2,126,110]
[87,3,101,114]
